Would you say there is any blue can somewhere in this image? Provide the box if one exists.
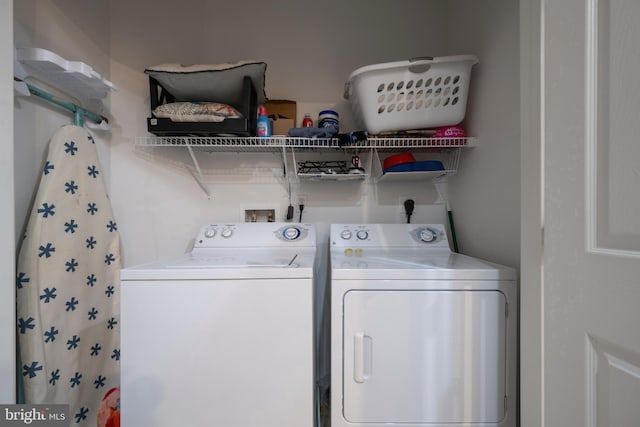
[318,110,339,131]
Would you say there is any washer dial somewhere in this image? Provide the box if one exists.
[340,230,353,240]
[283,226,302,241]
[356,230,369,240]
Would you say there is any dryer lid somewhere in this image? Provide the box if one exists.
[331,249,516,281]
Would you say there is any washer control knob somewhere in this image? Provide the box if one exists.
[221,228,233,238]
[419,228,437,243]
[340,230,352,240]
[356,230,369,240]
[204,228,216,238]
[283,227,302,241]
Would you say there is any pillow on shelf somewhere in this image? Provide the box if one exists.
[152,102,242,122]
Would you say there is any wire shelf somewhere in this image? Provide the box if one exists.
[135,135,477,152]
[356,136,477,152]
[134,136,286,153]
[134,135,475,192]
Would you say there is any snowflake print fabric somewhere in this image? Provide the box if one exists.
[16,125,121,427]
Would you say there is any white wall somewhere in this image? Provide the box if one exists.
[108,0,458,267]
[106,0,519,268]
[446,0,521,269]
[14,0,112,241]
[12,0,112,402]
[9,2,521,395]
[1,0,15,404]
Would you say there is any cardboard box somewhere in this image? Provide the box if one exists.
[269,115,294,136]
[265,100,296,136]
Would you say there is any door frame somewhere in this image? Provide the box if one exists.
[0,0,16,404]
[520,0,543,425]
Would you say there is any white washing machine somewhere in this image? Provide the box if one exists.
[330,223,518,427]
[120,222,316,427]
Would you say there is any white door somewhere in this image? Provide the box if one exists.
[540,0,640,425]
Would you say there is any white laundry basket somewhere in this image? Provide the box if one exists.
[344,55,478,134]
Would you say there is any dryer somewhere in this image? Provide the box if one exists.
[120,222,316,427]
[330,223,517,427]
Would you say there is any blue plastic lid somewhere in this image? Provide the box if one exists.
[384,160,444,173]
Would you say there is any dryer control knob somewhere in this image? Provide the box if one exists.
[419,228,437,243]
[340,230,353,240]
[204,228,216,238]
[221,228,233,238]
[283,227,302,241]
[356,230,369,240]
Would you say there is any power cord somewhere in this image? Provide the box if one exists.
[404,199,415,223]
[299,204,305,222]
[286,181,294,220]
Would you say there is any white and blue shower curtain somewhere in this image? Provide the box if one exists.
[17,125,121,426]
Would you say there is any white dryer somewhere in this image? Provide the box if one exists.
[330,223,517,427]
[120,222,316,427]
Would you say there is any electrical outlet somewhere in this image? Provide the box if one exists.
[297,193,308,206]
[399,196,417,213]
[398,196,417,223]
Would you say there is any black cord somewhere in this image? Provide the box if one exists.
[404,199,415,223]
[286,181,294,220]
[299,204,305,222]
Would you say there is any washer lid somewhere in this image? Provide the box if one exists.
[167,250,300,268]
[331,248,516,281]
[121,248,316,281]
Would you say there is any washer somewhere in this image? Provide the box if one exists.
[120,222,316,427]
[330,223,517,427]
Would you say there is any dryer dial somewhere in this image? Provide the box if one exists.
[356,230,369,240]
[204,228,216,238]
[418,228,438,243]
[221,228,233,238]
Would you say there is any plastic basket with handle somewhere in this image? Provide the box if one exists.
[344,55,478,134]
